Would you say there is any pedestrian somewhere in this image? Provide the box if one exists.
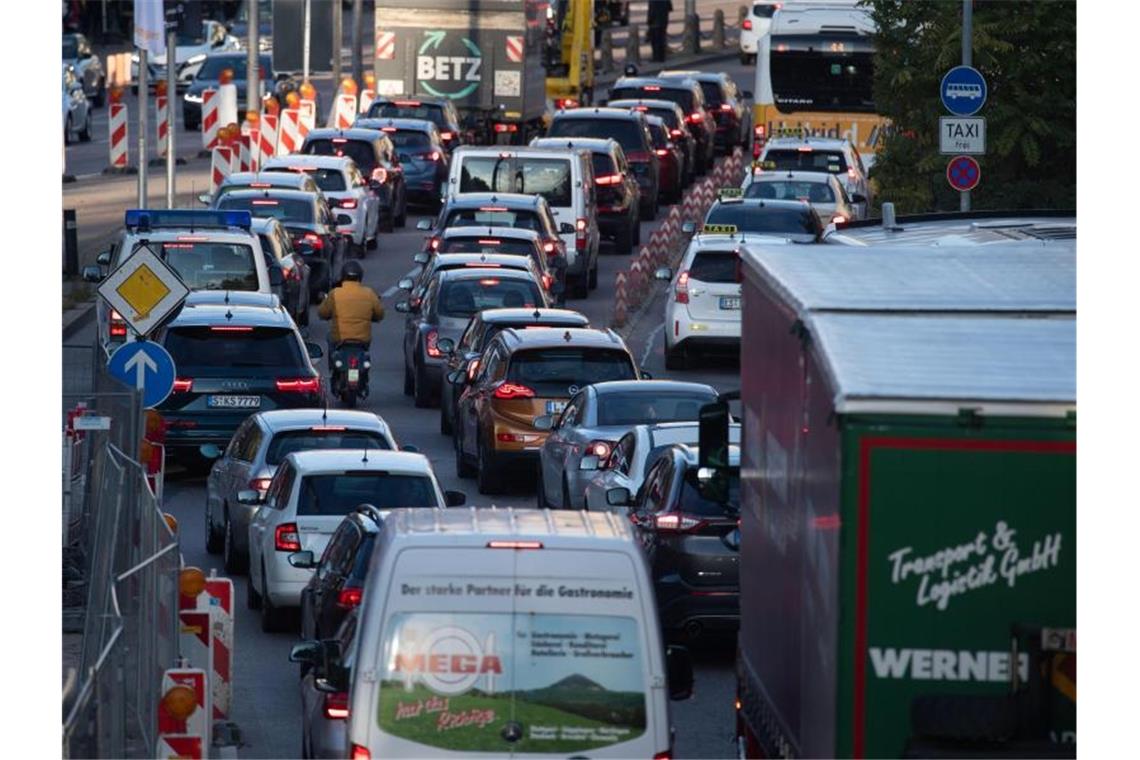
[648,0,673,63]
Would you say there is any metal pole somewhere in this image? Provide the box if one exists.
[352,0,363,87]
[332,0,343,86]
[303,0,311,83]
[137,49,148,206]
[961,0,972,212]
[246,0,259,116]
[166,28,176,208]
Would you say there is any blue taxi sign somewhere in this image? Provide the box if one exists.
[940,66,987,116]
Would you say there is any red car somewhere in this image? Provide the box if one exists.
[646,115,684,203]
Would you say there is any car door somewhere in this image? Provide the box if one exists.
[633,457,673,557]
[306,521,358,640]
[462,344,505,457]
[541,391,585,504]
[233,421,264,500]
[251,462,296,583]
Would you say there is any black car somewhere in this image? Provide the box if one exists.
[182,52,293,130]
[611,443,740,640]
[420,192,570,265]
[608,99,696,185]
[155,293,325,466]
[301,128,408,232]
[354,117,450,209]
[699,197,824,243]
[660,70,753,154]
[251,217,311,326]
[366,95,464,151]
[216,188,349,296]
[609,77,716,173]
[547,107,660,221]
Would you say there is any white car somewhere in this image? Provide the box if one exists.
[739,1,782,64]
[757,136,873,219]
[62,65,91,145]
[132,20,239,89]
[246,449,462,632]
[742,169,865,222]
[261,155,381,255]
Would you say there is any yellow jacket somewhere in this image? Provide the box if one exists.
[318,280,384,344]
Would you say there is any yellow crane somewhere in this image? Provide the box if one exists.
[545,0,596,108]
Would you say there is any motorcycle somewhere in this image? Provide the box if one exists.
[330,342,371,408]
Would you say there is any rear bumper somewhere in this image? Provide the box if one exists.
[655,576,740,630]
[488,449,541,468]
[598,210,635,240]
[667,310,742,350]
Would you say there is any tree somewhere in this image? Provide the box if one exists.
[866,0,1076,213]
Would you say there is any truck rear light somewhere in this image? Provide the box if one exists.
[323,692,350,720]
[487,540,543,549]
[655,513,707,532]
[276,377,321,393]
[674,270,690,303]
[350,744,371,760]
[336,585,363,609]
[275,522,301,551]
[425,329,443,358]
[371,167,388,184]
[493,382,535,399]
[172,378,193,393]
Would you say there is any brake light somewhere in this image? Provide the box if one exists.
[275,522,301,551]
[351,744,371,760]
[339,198,358,209]
[655,148,669,156]
[393,100,421,106]
[425,329,442,358]
[595,173,622,186]
[420,150,442,161]
[249,182,272,188]
[753,125,766,158]
[337,585,363,609]
[275,377,321,393]
[655,513,707,532]
[587,440,614,459]
[643,85,661,91]
[429,236,441,251]
[109,308,128,337]
[632,105,648,112]
[172,378,193,393]
[323,691,350,720]
[466,358,480,380]
[493,123,518,133]
[249,477,272,494]
[252,199,279,205]
[670,128,683,138]
[720,103,733,112]
[798,146,813,153]
[742,19,752,30]
[575,217,587,251]
[464,262,501,267]
[674,270,689,303]
[541,273,554,290]
[832,215,848,224]
[478,278,500,286]
[478,239,501,245]
[497,431,540,443]
[847,167,858,180]
[542,241,557,256]
[176,235,209,241]
[380,126,397,132]
[301,232,324,251]
[494,382,535,399]
[332,138,348,144]
[440,131,455,141]
[210,326,254,332]
[480,206,508,212]
[487,540,543,549]
[371,167,388,184]
[688,112,704,124]
[554,98,579,109]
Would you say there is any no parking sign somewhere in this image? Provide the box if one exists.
[946,155,981,192]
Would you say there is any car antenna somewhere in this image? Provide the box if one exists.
[563,330,572,342]
[533,308,540,319]
[362,437,369,464]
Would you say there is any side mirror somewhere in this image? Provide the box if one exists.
[305,342,324,360]
[559,222,575,234]
[82,265,104,283]
[400,444,420,453]
[198,443,222,460]
[666,645,695,700]
[236,489,263,506]
[446,369,464,385]
[851,193,867,204]
[395,301,411,314]
[444,490,467,507]
[606,487,632,507]
[288,550,316,569]
[416,219,433,231]
[640,370,653,380]
[579,455,600,471]
[681,221,696,234]
[96,250,111,266]
[413,252,430,265]
[197,192,212,205]
[654,266,672,281]
[335,213,352,226]
[269,267,284,287]
[288,640,323,664]
[532,415,555,431]
[437,337,455,355]
[397,277,415,291]
[742,90,753,99]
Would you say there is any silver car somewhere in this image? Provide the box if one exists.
[297,609,356,758]
[582,421,742,511]
[535,380,719,509]
[202,409,399,574]
[62,65,92,145]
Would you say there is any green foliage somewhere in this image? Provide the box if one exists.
[865,0,1076,213]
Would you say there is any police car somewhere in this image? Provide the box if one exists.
[756,136,872,219]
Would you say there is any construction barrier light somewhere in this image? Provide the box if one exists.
[161,684,198,721]
[180,567,207,599]
[164,513,179,534]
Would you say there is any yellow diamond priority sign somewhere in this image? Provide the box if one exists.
[97,245,190,337]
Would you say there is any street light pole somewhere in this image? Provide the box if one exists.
[303,0,311,83]
[961,0,972,212]
[332,0,343,86]
[352,0,363,87]
[166,26,176,207]
[247,0,259,116]
[138,48,148,206]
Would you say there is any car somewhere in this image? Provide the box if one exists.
[696,197,824,243]
[743,169,865,223]
[182,51,279,129]
[151,291,325,467]
[660,70,753,153]
[531,137,641,255]
[535,380,719,510]
[608,98,697,185]
[445,145,601,297]
[438,307,590,437]
[645,114,684,203]
[354,117,450,209]
[227,0,274,52]
[301,128,409,232]
[397,250,558,312]
[251,217,311,326]
[261,154,381,256]
[62,33,105,106]
[608,77,716,173]
[215,188,349,297]
[298,605,357,758]
[454,327,642,494]
[429,227,565,300]
[62,65,92,145]
[83,209,278,353]
[200,170,323,207]
[547,107,660,221]
[757,136,873,218]
[296,507,693,759]
[365,95,464,151]
[398,267,551,408]
[134,19,240,90]
[582,421,742,511]
[202,408,399,573]
[739,1,782,64]
[247,449,458,631]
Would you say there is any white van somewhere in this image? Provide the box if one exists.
[293,507,694,759]
[446,146,600,296]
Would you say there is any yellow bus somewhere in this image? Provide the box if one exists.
[752,2,887,158]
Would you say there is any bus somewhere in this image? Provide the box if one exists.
[752,2,887,158]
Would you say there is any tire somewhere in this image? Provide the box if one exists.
[741,52,750,66]
[380,212,394,233]
[260,565,290,633]
[366,234,378,251]
[413,360,435,408]
[296,303,309,327]
[223,512,248,575]
[455,430,476,478]
[665,339,687,370]
[395,195,407,228]
[562,478,573,510]
[246,570,262,610]
[633,212,642,245]
[79,113,92,142]
[403,362,414,396]
[536,465,551,509]
[643,198,657,222]
[205,500,223,554]
[476,436,501,495]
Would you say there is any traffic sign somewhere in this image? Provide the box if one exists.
[940,66,987,116]
[939,117,986,155]
[946,156,981,192]
[97,244,189,337]
[107,341,178,409]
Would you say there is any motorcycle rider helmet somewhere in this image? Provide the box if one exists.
[342,260,364,282]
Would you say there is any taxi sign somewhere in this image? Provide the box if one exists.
[717,188,743,200]
[97,245,190,337]
[701,224,739,235]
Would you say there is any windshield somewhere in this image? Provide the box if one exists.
[62,38,78,59]
[597,391,716,426]
[679,467,741,516]
[265,430,391,465]
[370,102,446,128]
[440,237,538,257]
[303,139,377,172]
[438,278,542,317]
[508,348,636,388]
[745,179,836,203]
[154,241,258,290]
[264,166,346,192]
[761,149,848,174]
[195,56,270,81]
[548,118,644,153]
[164,326,302,370]
[459,157,573,208]
[217,196,315,224]
[610,86,695,114]
[297,473,438,515]
[689,251,742,283]
[445,208,543,232]
[770,41,874,114]
[705,203,819,239]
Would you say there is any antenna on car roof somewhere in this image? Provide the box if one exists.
[533,308,540,319]
[362,437,369,464]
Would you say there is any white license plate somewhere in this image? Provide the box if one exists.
[719,296,741,310]
[546,400,567,414]
[207,395,261,409]
[347,369,360,383]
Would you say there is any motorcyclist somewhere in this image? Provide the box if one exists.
[318,260,384,372]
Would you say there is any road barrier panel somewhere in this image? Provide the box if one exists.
[204,574,234,721]
[217,83,238,132]
[156,95,168,157]
[237,134,251,173]
[331,93,358,130]
[299,98,317,133]
[200,89,219,155]
[359,88,375,114]
[156,667,210,758]
[279,108,302,154]
[210,146,232,196]
[257,113,278,168]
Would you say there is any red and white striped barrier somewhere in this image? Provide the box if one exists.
[330,93,358,130]
[278,108,302,155]
[257,113,278,168]
[237,134,252,173]
[156,667,210,759]
[376,30,396,59]
[210,146,232,196]
[108,102,128,169]
[217,83,238,131]
[156,95,168,158]
[359,88,375,114]
[299,98,317,133]
[204,575,234,720]
[200,89,219,150]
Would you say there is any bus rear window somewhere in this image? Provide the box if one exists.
[769,45,874,114]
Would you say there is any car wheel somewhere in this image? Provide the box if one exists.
[615,224,634,256]
[260,564,290,633]
[476,435,501,495]
[536,464,551,509]
[403,361,414,396]
[588,257,598,290]
[296,303,309,327]
[665,338,688,370]
[380,212,394,233]
[413,359,435,408]
[572,273,589,299]
[205,499,223,554]
[79,112,92,142]
[455,429,476,478]
[395,196,408,228]
[366,234,378,251]
[633,211,642,246]
[223,511,248,575]
[643,198,657,222]
[246,569,262,610]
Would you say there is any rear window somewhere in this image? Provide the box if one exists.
[753,3,778,18]
[745,179,835,203]
[369,102,445,127]
[164,326,303,370]
[591,152,617,177]
[155,241,258,290]
[296,472,438,515]
[762,148,848,174]
[548,117,644,153]
[458,157,573,208]
[678,467,741,516]
[610,86,695,114]
[508,348,636,386]
[705,203,818,239]
[597,391,716,426]
[649,108,681,129]
[217,196,314,224]
[647,122,669,150]
[689,251,742,283]
[439,277,542,318]
[265,429,391,465]
[388,130,431,155]
[444,208,543,232]
[303,139,377,172]
[696,81,723,106]
[265,167,346,192]
[440,237,537,257]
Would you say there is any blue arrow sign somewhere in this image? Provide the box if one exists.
[941,65,987,116]
[107,341,177,409]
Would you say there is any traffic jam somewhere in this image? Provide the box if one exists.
[63,1,1076,759]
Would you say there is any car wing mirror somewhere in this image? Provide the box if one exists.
[850,193,867,204]
[289,640,323,664]
[197,192,212,205]
[416,219,433,231]
[654,266,672,281]
[395,301,411,314]
[437,337,455,354]
[666,645,695,700]
[400,444,419,453]
[606,487,632,507]
[742,89,753,99]
[413,252,430,265]
[398,277,415,291]
[198,444,222,460]
[96,250,111,266]
[236,489,263,506]
[335,213,353,226]
[288,550,316,569]
[532,414,555,431]
[82,265,104,283]
[305,342,324,360]
[559,222,575,234]
[579,455,600,471]
[681,221,696,234]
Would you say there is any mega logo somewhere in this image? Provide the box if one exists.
[416,31,482,100]
[392,626,501,696]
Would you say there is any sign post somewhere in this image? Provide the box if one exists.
[941,0,985,210]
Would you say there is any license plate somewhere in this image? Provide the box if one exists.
[207,395,261,409]
[546,400,567,414]
[719,296,741,310]
[347,369,360,383]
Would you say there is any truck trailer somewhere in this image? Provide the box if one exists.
[733,241,1076,758]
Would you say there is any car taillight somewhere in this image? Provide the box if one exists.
[440,131,454,141]
[425,329,442,358]
[595,173,622,186]
[172,377,193,393]
[493,382,535,399]
[832,215,848,224]
[429,236,441,252]
[674,270,690,303]
[109,309,128,337]
[466,358,481,380]
[655,148,669,156]
[720,103,733,112]
[339,198,358,209]
[276,377,321,393]
[670,128,683,138]
[543,240,558,257]
[554,98,579,109]
[493,123,519,133]
[687,112,704,124]
[497,431,540,443]
[753,125,766,158]
[742,19,752,30]
[301,232,324,251]
[337,585,363,609]
[847,167,858,180]
[420,150,442,161]
[655,513,707,532]
[249,477,272,494]
[587,440,615,459]
[371,167,388,184]
[351,744,371,760]
[487,540,543,549]
[323,691,350,720]
[575,217,587,251]
[275,522,301,551]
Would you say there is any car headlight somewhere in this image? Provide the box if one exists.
[184,92,203,103]
[186,53,207,65]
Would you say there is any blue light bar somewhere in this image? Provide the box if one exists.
[124,209,252,231]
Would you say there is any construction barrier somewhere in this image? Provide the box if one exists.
[210,146,232,196]
[279,108,303,154]
[257,113,279,168]
[200,88,219,151]
[155,95,168,158]
[155,667,210,759]
[359,88,375,114]
[331,93,358,130]
[299,98,317,133]
[217,82,239,132]
[106,101,129,172]
[204,574,234,721]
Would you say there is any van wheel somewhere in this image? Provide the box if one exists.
[477,437,502,495]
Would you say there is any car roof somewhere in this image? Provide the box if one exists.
[642,421,742,447]
[305,128,390,143]
[430,252,536,270]
[644,114,666,128]
[710,198,812,212]
[553,106,644,121]
[453,145,582,160]
[477,308,589,326]
[660,70,727,84]
[121,228,258,244]
[372,94,450,106]
[752,170,835,184]
[283,449,434,475]
[496,326,627,351]
[218,188,319,202]
[436,266,538,283]
[383,507,635,545]
[689,232,793,248]
[589,379,717,396]
[168,299,294,328]
[446,192,543,209]
[261,155,356,171]
[255,409,392,435]
[607,99,685,112]
[764,136,853,150]
[353,117,438,133]
[221,171,314,188]
[614,76,698,91]
[530,137,618,154]
[440,227,542,241]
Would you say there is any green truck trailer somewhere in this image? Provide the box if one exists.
[732,240,1076,758]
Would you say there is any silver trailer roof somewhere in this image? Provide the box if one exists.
[385,507,634,543]
[826,214,1076,249]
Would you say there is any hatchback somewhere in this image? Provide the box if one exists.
[609,98,696,185]
[660,70,753,153]
[354,117,450,209]
[202,170,322,208]
[609,77,715,172]
[251,216,311,326]
[301,128,408,231]
[366,95,464,151]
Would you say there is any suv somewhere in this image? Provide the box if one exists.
[152,292,325,466]
[531,137,641,255]
[739,1,782,64]
[366,95,464,152]
[454,327,642,494]
[203,409,399,573]
[397,250,557,311]
[757,136,872,218]
[608,77,715,172]
[660,70,753,153]
[608,99,697,185]
[301,128,408,231]
[251,216,311,326]
[645,115,684,203]
[354,117,450,208]
[431,227,564,299]
[547,107,660,221]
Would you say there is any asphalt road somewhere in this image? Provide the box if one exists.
[65,50,752,760]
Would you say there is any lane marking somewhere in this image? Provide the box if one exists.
[382,266,420,298]
[642,322,664,368]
